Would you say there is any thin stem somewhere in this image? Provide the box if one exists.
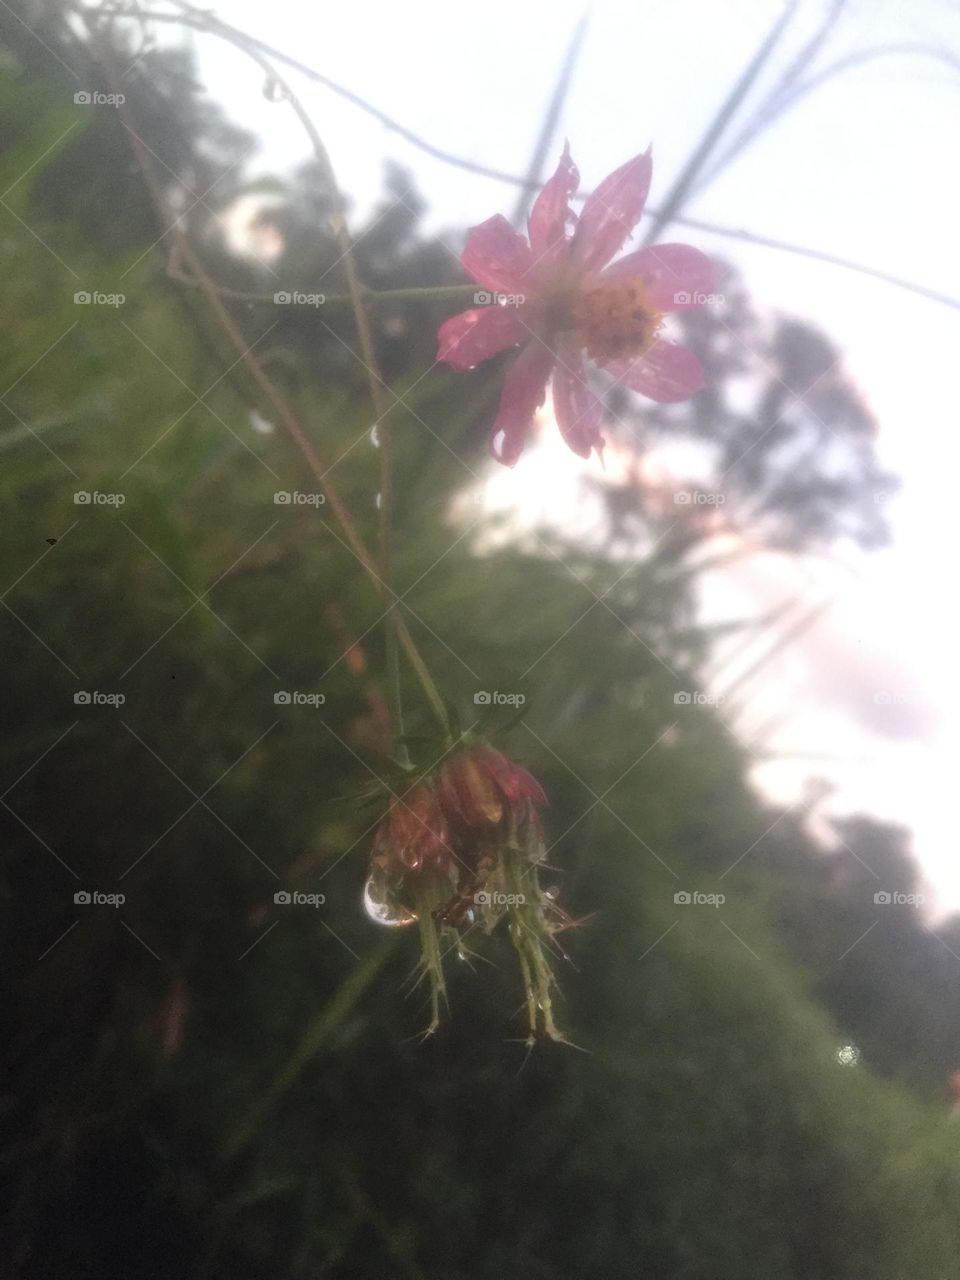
[168,263,478,307]
[640,0,800,246]
[102,48,450,738]
[163,9,438,754]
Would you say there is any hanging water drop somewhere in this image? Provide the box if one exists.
[369,424,381,448]
[249,408,275,436]
[375,491,382,510]
[363,871,417,927]
[262,77,288,103]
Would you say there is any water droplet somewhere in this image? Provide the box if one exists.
[369,424,381,448]
[363,871,417,927]
[249,408,274,436]
[262,77,288,103]
[375,491,382,510]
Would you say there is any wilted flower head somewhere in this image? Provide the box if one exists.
[437,144,716,466]
[371,782,452,874]
[438,744,546,834]
[364,742,563,1041]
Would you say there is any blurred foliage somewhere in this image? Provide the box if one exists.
[1,11,958,1279]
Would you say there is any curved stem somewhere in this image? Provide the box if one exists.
[165,9,448,752]
[104,51,450,738]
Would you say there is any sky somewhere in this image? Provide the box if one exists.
[145,0,960,907]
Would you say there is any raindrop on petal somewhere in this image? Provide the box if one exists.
[363,871,417,927]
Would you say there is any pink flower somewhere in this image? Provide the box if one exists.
[437,145,716,466]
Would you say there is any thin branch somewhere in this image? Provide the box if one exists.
[639,0,801,245]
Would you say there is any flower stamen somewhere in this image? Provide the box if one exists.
[571,279,663,363]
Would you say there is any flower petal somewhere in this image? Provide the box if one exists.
[461,214,534,293]
[489,342,556,467]
[552,344,605,459]
[527,142,579,263]
[606,340,705,403]
[436,306,526,371]
[602,243,717,310]
[572,151,653,272]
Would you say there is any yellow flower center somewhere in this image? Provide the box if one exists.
[570,279,663,363]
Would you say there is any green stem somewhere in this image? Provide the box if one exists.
[168,264,479,309]
[216,31,448,753]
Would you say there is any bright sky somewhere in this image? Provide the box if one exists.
[168,0,960,907]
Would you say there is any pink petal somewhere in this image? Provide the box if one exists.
[572,151,653,272]
[527,142,579,264]
[602,244,717,311]
[436,306,526,371]
[552,345,605,459]
[606,340,705,403]
[461,214,534,293]
[489,342,556,467]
